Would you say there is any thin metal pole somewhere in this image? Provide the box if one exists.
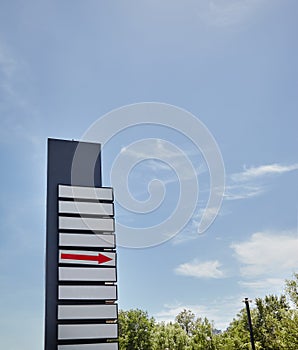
[243,298,256,350]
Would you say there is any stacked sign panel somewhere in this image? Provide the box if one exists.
[45,139,118,350]
[57,185,118,349]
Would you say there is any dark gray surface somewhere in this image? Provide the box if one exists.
[45,138,102,350]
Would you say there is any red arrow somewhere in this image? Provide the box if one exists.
[61,252,113,264]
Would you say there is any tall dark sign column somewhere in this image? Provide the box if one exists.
[45,138,118,350]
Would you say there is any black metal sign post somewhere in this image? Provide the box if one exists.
[45,138,118,350]
[243,298,256,350]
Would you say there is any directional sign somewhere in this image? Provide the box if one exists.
[59,250,116,266]
[45,140,118,350]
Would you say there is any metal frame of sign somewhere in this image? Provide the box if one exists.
[45,139,118,350]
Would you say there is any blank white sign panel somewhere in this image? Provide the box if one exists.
[58,304,117,320]
[59,285,117,300]
[58,343,118,350]
[58,323,117,340]
[59,233,115,248]
[59,267,116,282]
[59,217,114,232]
[59,185,113,201]
[59,201,114,216]
[59,250,116,266]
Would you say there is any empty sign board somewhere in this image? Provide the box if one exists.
[59,233,116,248]
[58,304,117,320]
[59,285,117,300]
[58,323,118,340]
[59,267,116,282]
[59,201,114,216]
[59,185,113,201]
[59,217,114,232]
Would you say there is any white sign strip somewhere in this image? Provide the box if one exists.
[59,285,117,300]
[59,217,114,232]
[59,201,114,216]
[59,185,113,201]
[59,233,115,248]
[59,267,116,282]
[58,304,117,320]
[58,323,117,340]
[59,250,116,266]
[58,343,118,350]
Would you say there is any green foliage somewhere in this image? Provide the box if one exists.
[216,309,252,350]
[285,272,298,308]
[118,274,298,349]
[190,317,216,350]
[175,309,195,335]
[119,309,155,350]
[152,322,190,350]
[253,294,290,349]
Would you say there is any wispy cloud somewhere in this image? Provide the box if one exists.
[175,259,226,279]
[121,140,207,183]
[231,230,298,295]
[226,163,298,200]
[224,184,265,200]
[231,163,298,182]
[238,278,285,293]
[154,297,245,330]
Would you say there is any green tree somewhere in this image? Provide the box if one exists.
[190,317,216,350]
[118,309,155,350]
[216,309,253,350]
[254,294,290,349]
[216,294,294,350]
[152,322,190,350]
[285,272,298,308]
[175,309,195,335]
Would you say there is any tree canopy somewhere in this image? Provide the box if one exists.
[118,274,298,349]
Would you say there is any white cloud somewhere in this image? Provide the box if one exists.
[231,163,298,182]
[155,303,221,327]
[231,231,298,278]
[231,231,298,296]
[238,278,285,294]
[171,228,199,245]
[122,140,206,181]
[171,206,225,245]
[175,259,225,279]
[154,297,244,330]
[225,163,298,201]
[224,184,265,200]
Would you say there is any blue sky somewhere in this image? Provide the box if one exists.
[0,1,298,349]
